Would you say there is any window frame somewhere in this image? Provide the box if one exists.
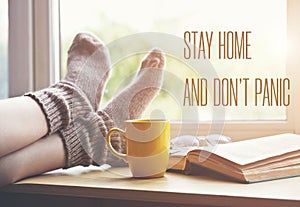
[8,0,300,140]
[8,0,60,97]
[8,0,34,97]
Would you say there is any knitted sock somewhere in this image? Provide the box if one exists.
[25,33,111,135]
[59,112,108,168]
[65,32,111,111]
[25,81,93,135]
[59,49,165,168]
[103,48,165,127]
[101,48,166,166]
[59,110,116,168]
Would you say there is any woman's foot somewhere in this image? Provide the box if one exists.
[100,48,166,166]
[65,32,111,110]
[103,48,165,126]
[25,33,111,135]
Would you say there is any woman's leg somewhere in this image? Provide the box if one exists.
[0,32,112,186]
[57,49,166,168]
[0,32,111,158]
[0,105,114,187]
[0,133,65,186]
[0,48,166,187]
[0,97,48,157]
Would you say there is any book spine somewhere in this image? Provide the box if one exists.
[183,160,193,175]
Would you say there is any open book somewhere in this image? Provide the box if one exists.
[168,133,300,183]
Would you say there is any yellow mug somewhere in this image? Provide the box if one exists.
[106,119,170,178]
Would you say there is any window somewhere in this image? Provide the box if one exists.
[0,0,8,99]
[8,0,300,139]
[60,0,286,123]
[8,0,60,97]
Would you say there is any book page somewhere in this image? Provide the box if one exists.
[205,133,300,165]
[170,146,202,157]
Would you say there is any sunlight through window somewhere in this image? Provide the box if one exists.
[60,0,286,121]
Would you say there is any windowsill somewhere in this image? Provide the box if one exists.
[1,166,300,207]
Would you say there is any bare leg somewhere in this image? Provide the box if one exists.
[0,133,65,187]
[0,49,166,186]
[0,33,111,186]
[0,97,48,157]
[0,33,110,158]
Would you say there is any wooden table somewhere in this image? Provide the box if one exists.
[1,166,300,207]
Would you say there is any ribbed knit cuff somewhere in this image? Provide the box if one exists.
[59,112,107,168]
[25,88,70,135]
[98,110,128,167]
[25,81,93,135]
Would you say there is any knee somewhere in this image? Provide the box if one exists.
[0,171,15,187]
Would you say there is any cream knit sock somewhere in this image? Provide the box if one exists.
[59,112,108,168]
[101,49,166,166]
[58,63,166,168]
[25,81,93,135]
[25,33,111,136]
[65,32,111,111]
[103,48,165,127]
[59,48,165,168]
[56,33,112,168]
[59,110,115,168]
[25,33,113,168]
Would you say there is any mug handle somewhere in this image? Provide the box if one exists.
[106,128,127,162]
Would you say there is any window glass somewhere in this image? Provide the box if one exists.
[0,0,8,99]
[60,0,286,121]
